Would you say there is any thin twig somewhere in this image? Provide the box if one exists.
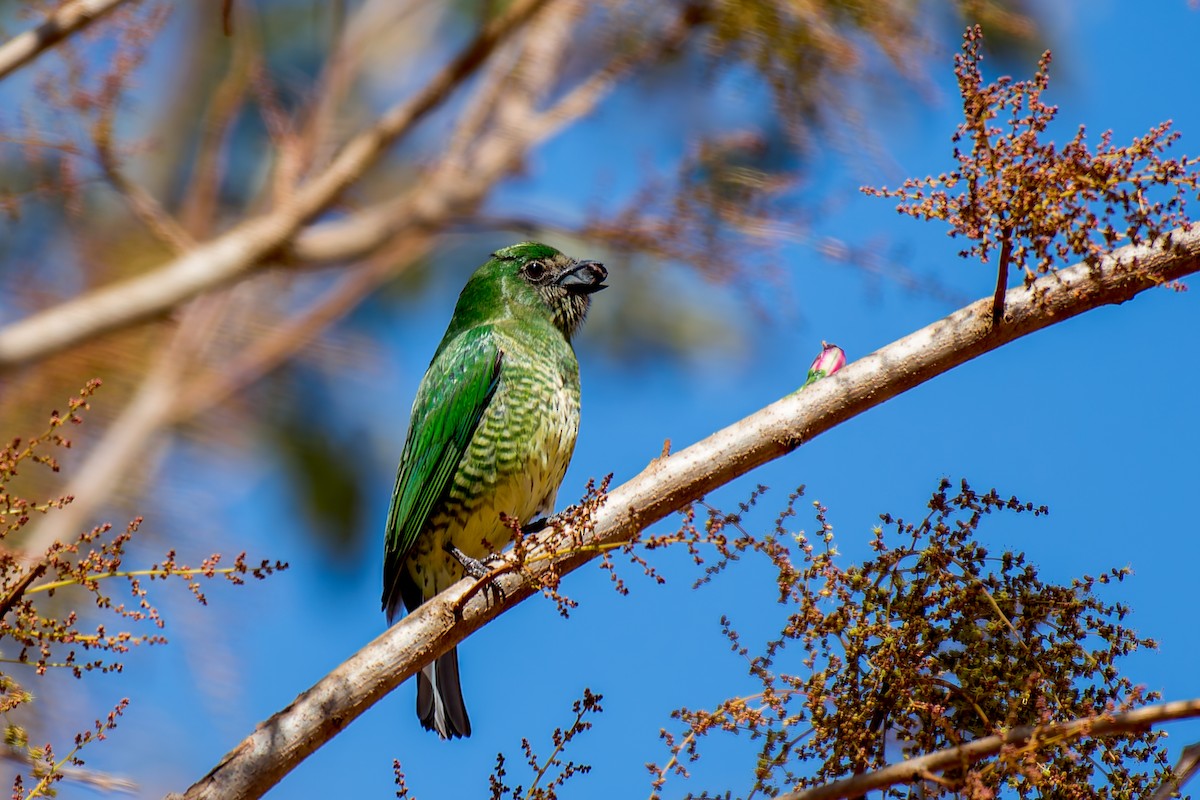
[94,108,195,254]
[0,0,132,81]
[991,225,1013,326]
[180,5,258,238]
[290,0,419,181]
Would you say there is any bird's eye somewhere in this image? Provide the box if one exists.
[524,260,547,280]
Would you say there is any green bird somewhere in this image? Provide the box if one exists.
[382,242,607,739]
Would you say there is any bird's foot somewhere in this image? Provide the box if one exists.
[444,542,507,603]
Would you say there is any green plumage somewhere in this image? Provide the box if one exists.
[382,242,607,739]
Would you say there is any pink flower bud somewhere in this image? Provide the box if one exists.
[803,342,846,388]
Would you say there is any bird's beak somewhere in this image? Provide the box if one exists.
[557,260,608,294]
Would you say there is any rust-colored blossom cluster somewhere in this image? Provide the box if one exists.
[488,687,603,800]
[391,687,603,799]
[864,26,1200,323]
[0,384,286,796]
[646,479,1172,799]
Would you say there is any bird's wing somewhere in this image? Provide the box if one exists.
[382,327,504,622]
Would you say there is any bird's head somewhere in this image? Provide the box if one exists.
[464,242,607,340]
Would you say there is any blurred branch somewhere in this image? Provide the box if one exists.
[0,0,132,81]
[173,226,1200,800]
[0,746,137,794]
[180,4,258,239]
[440,8,528,174]
[95,107,195,254]
[1151,742,1200,800]
[170,239,430,421]
[0,0,556,371]
[291,2,698,265]
[288,0,418,183]
[17,239,432,559]
[16,296,230,558]
[779,700,1200,800]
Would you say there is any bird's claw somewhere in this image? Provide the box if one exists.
[444,542,506,603]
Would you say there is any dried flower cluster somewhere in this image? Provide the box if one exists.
[0,384,286,796]
[864,25,1200,324]
[488,688,603,800]
[647,479,1173,799]
[390,689,602,800]
[10,698,128,800]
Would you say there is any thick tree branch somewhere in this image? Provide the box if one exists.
[0,0,554,371]
[173,227,1200,800]
[779,699,1200,800]
[0,0,132,81]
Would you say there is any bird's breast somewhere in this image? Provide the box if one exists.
[408,346,581,597]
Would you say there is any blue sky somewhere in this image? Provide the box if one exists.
[51,2,1200,797]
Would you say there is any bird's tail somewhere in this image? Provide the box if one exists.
[417,646,471,739]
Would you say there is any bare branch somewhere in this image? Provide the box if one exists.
[169,239,429,422]
[95,107,195,253]
[0,0,132,81]
[292,2,703,265]
[179,10,258,239]
[779,701,1200,800]
[172,227,1200,800]
[17,296,231,559]
[289,0,428,181]
[0,0,556,371]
